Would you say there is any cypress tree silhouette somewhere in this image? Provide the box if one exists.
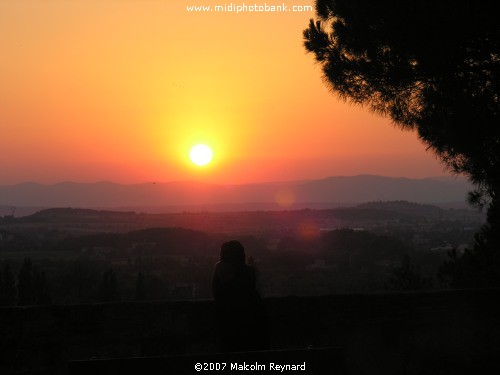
[135,272,146,301]
[99,268,120,302]
[17,258,35,305]
[0,264,17,306]
[304,0,500,286]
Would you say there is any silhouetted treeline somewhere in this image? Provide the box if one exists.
[0,226,452,306]
[0,258,51,306]
[0,218,484,306]
[261,229,429,294]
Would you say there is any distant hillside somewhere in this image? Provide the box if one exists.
[0,175,473,212]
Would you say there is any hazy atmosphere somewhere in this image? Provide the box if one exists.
[1,1,499,374]
[0,0,446,185]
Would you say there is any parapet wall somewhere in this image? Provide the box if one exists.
[1,289,499,374]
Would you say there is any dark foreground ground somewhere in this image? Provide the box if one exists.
[1,289,499,375]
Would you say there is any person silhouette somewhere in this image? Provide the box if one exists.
[212,240,269,352]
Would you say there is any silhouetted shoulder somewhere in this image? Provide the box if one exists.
[212,240,269,352]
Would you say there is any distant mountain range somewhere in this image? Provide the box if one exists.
[0,175,474,215]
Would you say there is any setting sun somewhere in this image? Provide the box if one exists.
[189,144,213,166]
[0,1,448,185]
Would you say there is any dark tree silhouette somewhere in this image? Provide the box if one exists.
[33,266,51,305]
[390,256,432,291]
[99,268,120,302]
[15,259,52,306]
[0,264,17,306]
[135,272,146,301]
[439,244,500,288]
[17,258,35,305]
[304,0,500,285]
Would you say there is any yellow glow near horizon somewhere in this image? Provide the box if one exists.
[0,1,448,184]
[189,144,213,166]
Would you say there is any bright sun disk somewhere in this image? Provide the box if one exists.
[189,144,213,166]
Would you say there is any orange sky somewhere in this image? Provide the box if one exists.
[0,0,447,185]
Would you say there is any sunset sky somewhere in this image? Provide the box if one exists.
[0,0,448,185]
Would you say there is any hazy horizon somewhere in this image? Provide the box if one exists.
[0,175,473,214]
[0,172,462,187]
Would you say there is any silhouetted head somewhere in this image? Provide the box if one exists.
[220,240,246,266]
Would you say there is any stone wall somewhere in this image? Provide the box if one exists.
[1,289,499,374]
